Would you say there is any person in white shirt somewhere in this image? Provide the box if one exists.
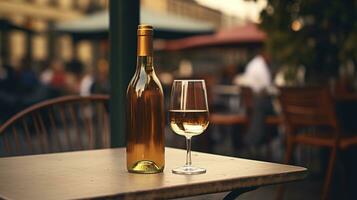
[233,54,272,93]
[234,53,276,157]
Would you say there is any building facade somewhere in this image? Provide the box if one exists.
[0,0,107,68]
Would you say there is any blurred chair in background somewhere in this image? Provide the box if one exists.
[0,95,110,157]
[278,87,357,200]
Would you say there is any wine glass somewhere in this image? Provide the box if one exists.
[169,80,209,175]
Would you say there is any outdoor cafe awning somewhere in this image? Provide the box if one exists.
[56,9,215,39]
[162,23,266,50]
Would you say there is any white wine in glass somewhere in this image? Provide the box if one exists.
[169,110,209,137]
[169,80,209,175]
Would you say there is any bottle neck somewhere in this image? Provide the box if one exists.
[137,34,153,71]
[137,56,153,72]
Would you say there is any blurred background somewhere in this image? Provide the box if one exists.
[0,0,356,199]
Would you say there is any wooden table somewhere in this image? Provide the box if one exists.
[0,148,307,200]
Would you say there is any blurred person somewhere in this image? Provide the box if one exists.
[18,58,53,105]
[1,58,51,121]
[66,59,94,96]
[233,53,271,92]
[80,68,94,96]
[158,72,173,86]
[39,60,52,85]
[0,59,19,122]
[17,57,38,91]
[233,51,276,158]
[65,59,84,94]
[90,59,109,94]
[40,59,66,89]
[175,59,193,78]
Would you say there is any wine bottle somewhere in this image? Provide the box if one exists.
[126,25,165,173]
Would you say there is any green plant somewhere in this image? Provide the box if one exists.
[260,0,357,82]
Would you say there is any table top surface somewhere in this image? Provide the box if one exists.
[0,148,307,200]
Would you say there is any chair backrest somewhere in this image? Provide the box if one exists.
[279,87,339,133]
[0,95,110,157]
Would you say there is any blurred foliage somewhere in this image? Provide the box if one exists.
[259,0,357,82]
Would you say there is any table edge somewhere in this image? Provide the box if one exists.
[90,168,308,200]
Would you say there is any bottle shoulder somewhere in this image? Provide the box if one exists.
[127,71,163,96]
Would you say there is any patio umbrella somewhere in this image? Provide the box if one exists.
[55,9,215,39]
[162,23,266,50]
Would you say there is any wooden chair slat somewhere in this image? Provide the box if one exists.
[90,103,97,148]
[99,102,110,148]
[22,119,33,153]
[79,102,94,149]
[58,105,72,150]
[97,102,108,147]
[48,107,62,151]
[12,126,21,154]
[37,112,50,153]
[3,133,11,155]
[32,113,45,153]
[68,103,82,150]
[95,103,102,147]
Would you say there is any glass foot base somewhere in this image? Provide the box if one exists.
[172,165,206,175]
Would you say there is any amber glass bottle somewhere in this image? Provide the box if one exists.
[126,25,165,173]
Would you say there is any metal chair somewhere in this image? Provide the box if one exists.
[278,87,357,200]
[0,95,110,157]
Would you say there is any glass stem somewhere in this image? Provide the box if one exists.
[185,137,192,167]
